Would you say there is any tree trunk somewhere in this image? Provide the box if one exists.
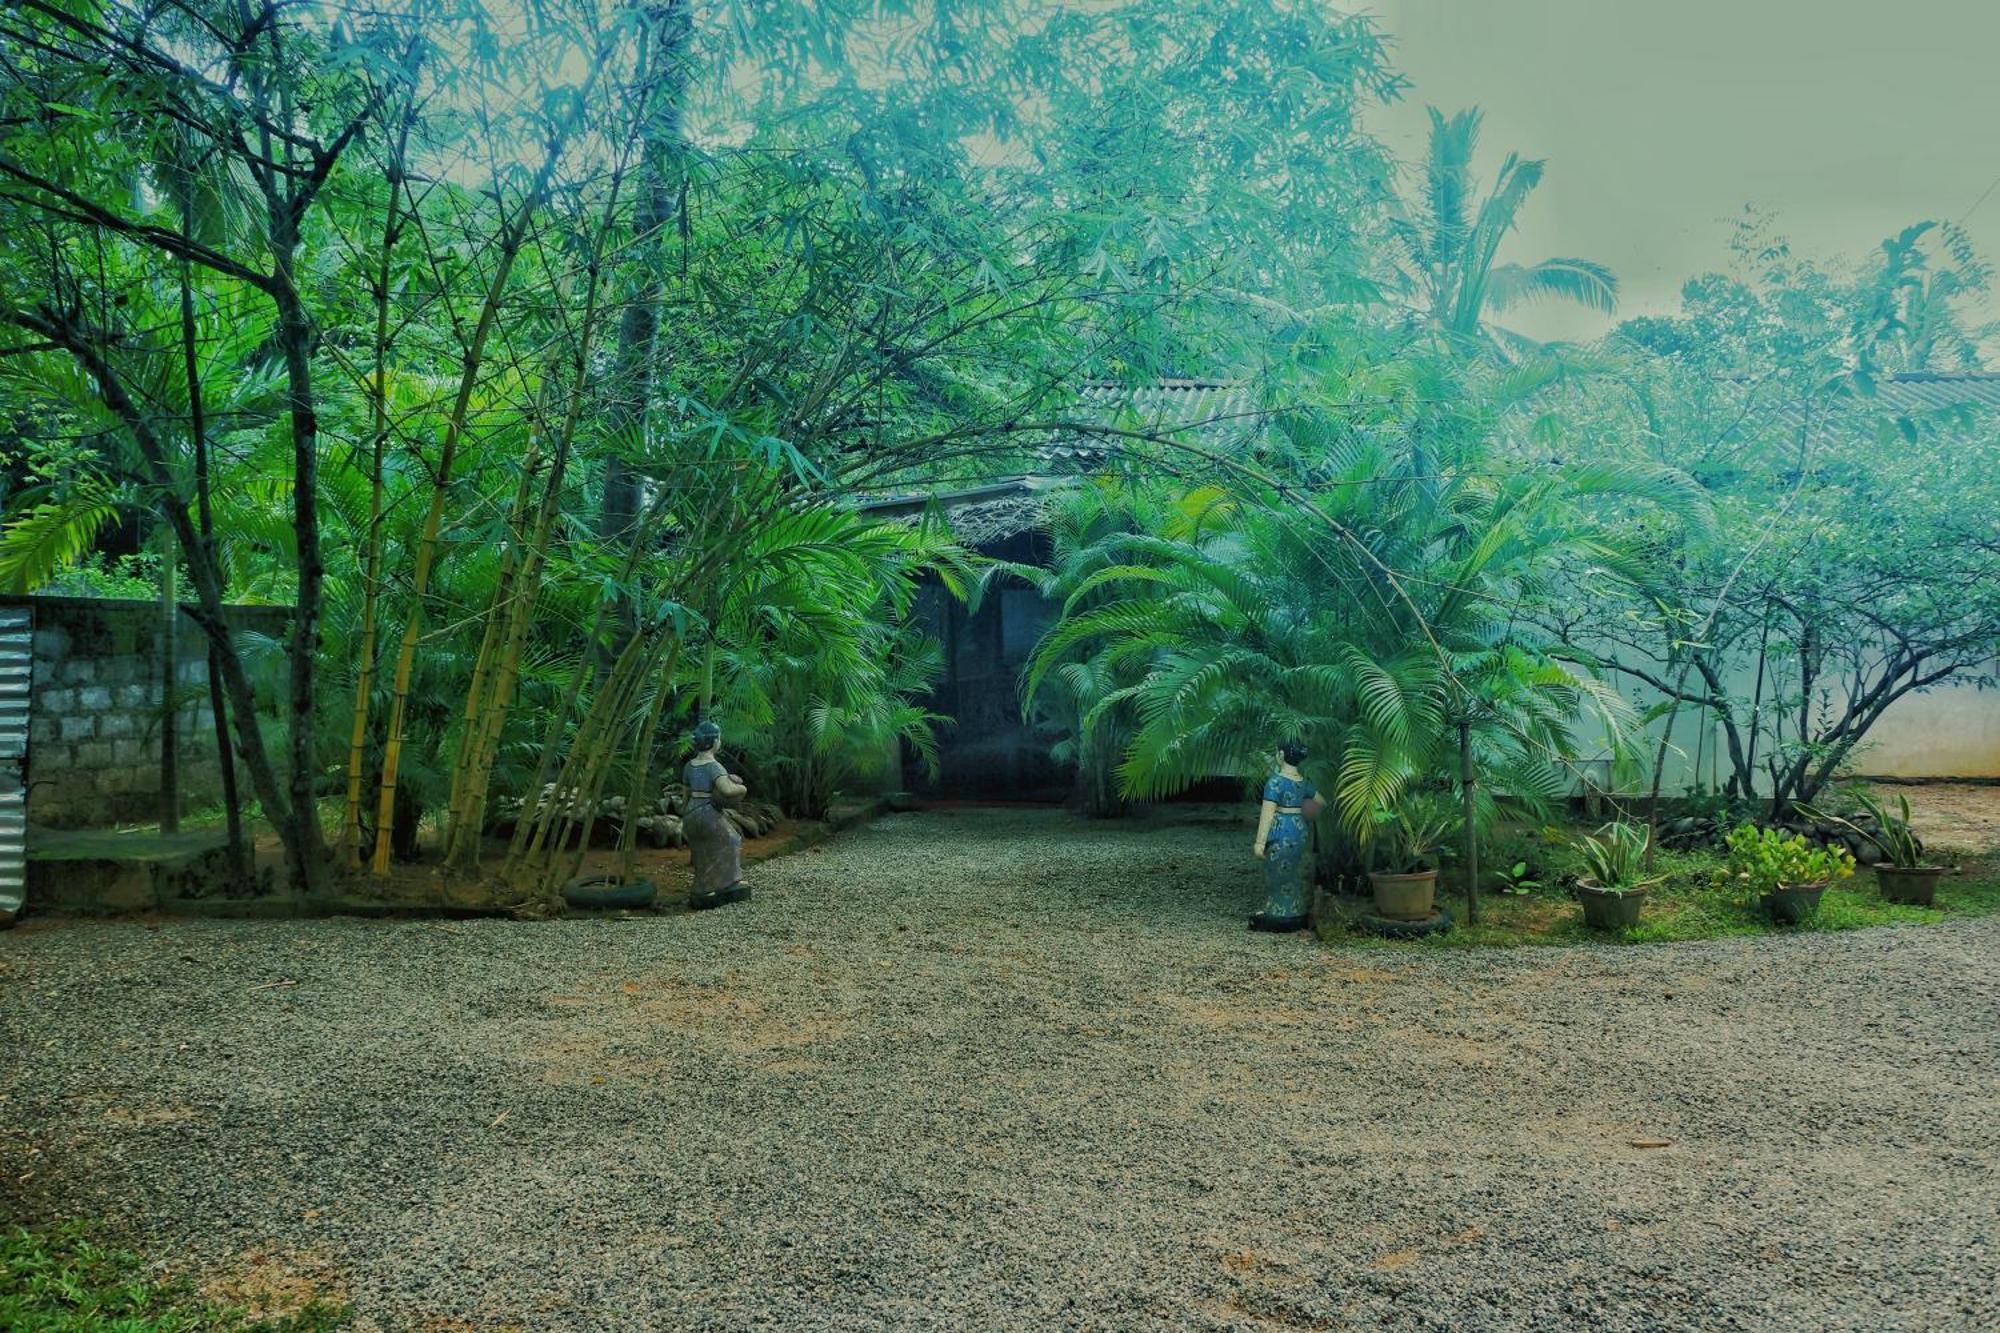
[271,269,328,895]
[179,169,244,876]
[599,1,692,553]
[28,317,295,858]
[616,640,683,883]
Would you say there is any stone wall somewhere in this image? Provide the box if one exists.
[13,596,291,828]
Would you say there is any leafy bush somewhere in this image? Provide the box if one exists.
[1718,825,1856,899]
[35,551,161,601]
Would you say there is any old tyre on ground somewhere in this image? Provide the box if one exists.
[1576,879,1646,930]
[1369,870,1438,922]
[1357,907,1453,939]
[1763,882,1827,924]
[562,875,659,910]
[1875,864,1944,906]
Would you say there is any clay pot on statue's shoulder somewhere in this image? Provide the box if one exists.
[1369,869,1437,922]
[1875,864,1945,906]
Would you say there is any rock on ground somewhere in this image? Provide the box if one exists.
[1,807,1996,1331]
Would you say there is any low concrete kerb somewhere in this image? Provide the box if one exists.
[18,797,896,924]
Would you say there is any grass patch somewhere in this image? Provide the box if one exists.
[0,1223,346,1332]
[1316,841,2000,950]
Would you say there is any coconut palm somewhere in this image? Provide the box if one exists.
[1392,107,1619,349]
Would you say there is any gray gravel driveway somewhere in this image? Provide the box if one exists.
[2,807,1996,1330]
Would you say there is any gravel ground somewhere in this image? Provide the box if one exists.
[3,806,1997,1331]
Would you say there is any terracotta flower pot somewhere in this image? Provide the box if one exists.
[1576,879,1646,930]
[1875,864,1944,906]
[1762,881,1828,924]
[1370,869,1437,922]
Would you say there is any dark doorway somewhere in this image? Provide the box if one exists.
[908,529,1066,800]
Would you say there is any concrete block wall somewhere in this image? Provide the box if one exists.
[12,596,290,828]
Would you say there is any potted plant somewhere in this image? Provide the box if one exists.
[1720,824,1855,924]
[1367,796,1456,921]
[1798,791,1943,906]
[1572,820,1661,929]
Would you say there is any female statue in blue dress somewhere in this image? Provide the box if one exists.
[1250,739,1317,932]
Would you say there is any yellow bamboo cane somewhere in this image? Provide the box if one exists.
[368,80,596,876]
[616,639,684,883]
[337,132,409,872]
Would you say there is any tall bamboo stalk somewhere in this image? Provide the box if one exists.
[441,193,621,868]
[339,114,411,871]
[517,632,653,886]
[615,640,683,883]
[369,78,598,876]
[441,436,541,842]
[444,411,572,867]
[499,492,678,883]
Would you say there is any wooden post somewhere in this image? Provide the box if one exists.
[1458,717,1478,925]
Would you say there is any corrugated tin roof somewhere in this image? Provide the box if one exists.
[1057,379,1261,460]
[0,604,26,762]
[1766,371,2000,433]
[860,371,2000,546]
[1862,371,2000,412]
[856,380,1259,543]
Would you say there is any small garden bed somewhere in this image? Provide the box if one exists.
[1314,827,2000,949]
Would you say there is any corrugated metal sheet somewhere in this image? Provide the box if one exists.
[0,602,29,923]
[854,380,1264,544]
[1068,379,1260,457]
[1766,372,2000,434]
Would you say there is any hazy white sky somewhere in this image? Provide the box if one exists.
[1367,0,2000,342]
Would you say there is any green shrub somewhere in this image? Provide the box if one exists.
[1717,825,1856,900]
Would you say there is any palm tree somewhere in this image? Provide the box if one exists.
[985,481,1169,817]
[1392,107,1619,348]
[1022,355,1704,872]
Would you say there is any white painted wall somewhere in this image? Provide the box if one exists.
[1568,644,2000,794]
[1856,679,2000,778]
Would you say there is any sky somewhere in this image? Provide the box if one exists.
[1366,0,2000,342]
